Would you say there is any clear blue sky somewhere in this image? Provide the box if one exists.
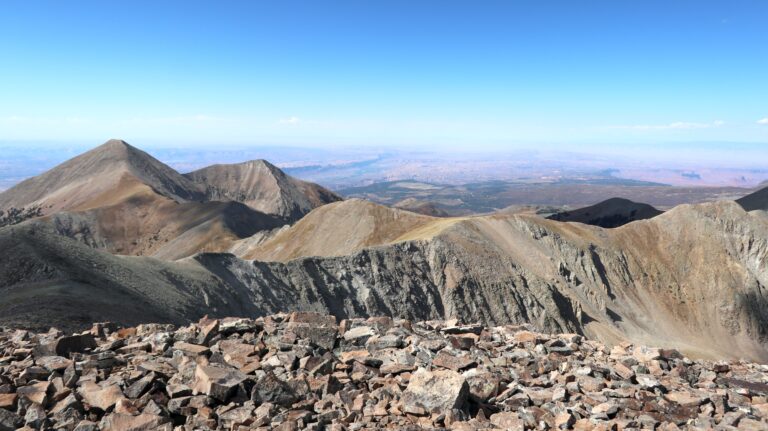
[1,1,767,150]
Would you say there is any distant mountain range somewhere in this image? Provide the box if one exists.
[0,139,340,259]
[1,140,767,362]
[339,179,754,216]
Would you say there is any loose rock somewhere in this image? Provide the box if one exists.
[0,314,765,430]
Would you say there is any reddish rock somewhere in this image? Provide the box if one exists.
[432,350,476,371]
[0,394,17,410]
[77,382,125,411]
[192,365,247,401]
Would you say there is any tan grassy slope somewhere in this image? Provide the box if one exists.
[41,192,284,259]
[243,198,447,260]
[242,198,478,261]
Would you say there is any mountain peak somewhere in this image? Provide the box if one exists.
[102,138,131,147]
[64,139,147,167]
[185,160,341,221]
[0,140,203,213]
[203,159,286,179]
[90,138,136,155]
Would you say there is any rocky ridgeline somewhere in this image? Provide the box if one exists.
[1,314,767,431]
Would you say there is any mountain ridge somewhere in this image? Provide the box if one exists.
[2,198,767,361]
[2,142,768,361]
[0,140,340,259]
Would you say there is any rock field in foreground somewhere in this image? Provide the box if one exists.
[1,313,767,430]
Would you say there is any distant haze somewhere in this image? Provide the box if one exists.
[1,141,766,191]
[0,2,767,147]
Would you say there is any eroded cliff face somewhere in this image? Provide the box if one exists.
[195,239,583,336]
[190,201,768,361]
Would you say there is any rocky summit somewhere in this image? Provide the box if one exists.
[1,314,767,431]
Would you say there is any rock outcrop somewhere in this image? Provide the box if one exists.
[1,313,767,430]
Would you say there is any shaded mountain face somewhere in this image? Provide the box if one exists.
[0,140,338,259]
[2,199,767,362]
[393,197,450,217]
[184,160,341,222]
[0,223,253,332]
[737,185,768,212]
[547,197,663,228]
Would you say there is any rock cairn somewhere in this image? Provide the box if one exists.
[1,313,767,430]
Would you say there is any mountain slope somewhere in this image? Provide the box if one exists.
[241,199,768,360]
[547,197,663,228]
[0,223,251,331]
[2,199,767,361]
[39,199,285,259]
[0,140,337,259]
[0,139,203,213]
[242,199,445,260]
[184,159,341,221]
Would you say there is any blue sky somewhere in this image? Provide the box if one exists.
[1,1,767,150]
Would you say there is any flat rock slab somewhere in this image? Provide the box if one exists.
[78,382,125,411]
[432,350,476,371]
[402,368,469,414]
[193,365,247,401]
[16,381,50,405]
[0,394,17,410]
[99,413,171,430]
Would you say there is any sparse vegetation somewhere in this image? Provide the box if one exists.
[0,205,42,227]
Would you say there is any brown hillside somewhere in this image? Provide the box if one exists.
[184,159,341,221]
